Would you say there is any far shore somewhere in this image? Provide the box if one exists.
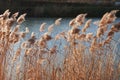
[0,1,120,17]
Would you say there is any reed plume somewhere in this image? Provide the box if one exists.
[0,9,120,80]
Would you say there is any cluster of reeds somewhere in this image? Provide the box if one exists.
[0,9,120,80]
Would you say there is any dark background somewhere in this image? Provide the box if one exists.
[0,0,120,18]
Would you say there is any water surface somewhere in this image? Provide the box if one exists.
[20,18,120,40]
[19,18,119,53]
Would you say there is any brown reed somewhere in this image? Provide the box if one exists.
[0,9,120,80]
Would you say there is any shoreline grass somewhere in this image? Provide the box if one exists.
[0,9,120,80]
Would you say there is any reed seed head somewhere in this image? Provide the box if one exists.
[40,22,46,32]
[55,18,62,26]
[17,13,26,24]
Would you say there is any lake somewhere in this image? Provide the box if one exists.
[20,18,120,40]
[18,18,120,55]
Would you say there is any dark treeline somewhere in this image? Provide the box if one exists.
[0,0,120,18]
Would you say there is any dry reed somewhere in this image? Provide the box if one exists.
[0,9,120,80]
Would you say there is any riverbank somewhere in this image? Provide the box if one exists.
[0,1,120,17]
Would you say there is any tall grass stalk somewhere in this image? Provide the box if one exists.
[0,9,120,80]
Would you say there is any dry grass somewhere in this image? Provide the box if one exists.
[0,9,120,80]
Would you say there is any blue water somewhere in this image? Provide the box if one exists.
[19,18,120,40]
[13,18,119,54]
[18,18,120,54]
